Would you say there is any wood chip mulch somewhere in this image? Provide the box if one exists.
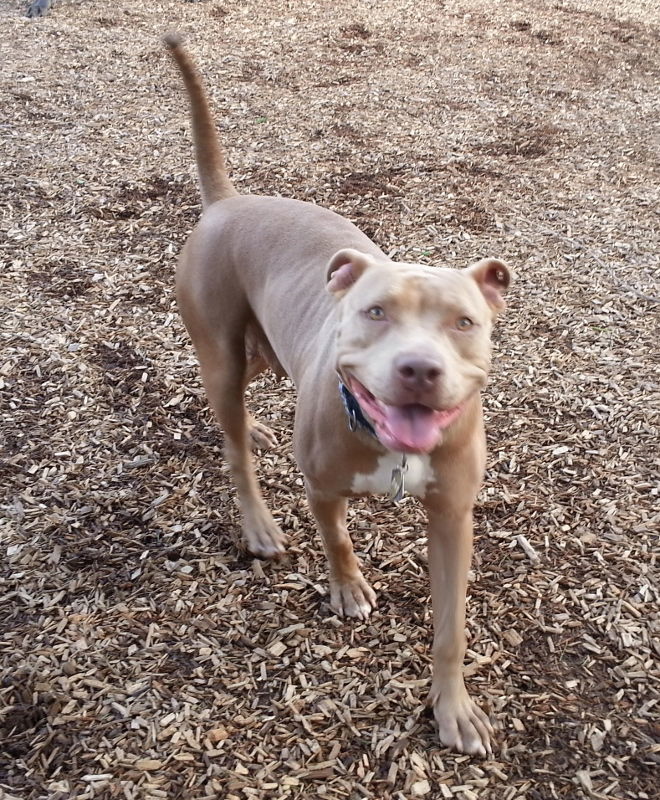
[1,0,658,798]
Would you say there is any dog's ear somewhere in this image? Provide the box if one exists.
[326,249,374,296]
[465,258,511,312]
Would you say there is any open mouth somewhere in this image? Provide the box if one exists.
[349,377,465,454]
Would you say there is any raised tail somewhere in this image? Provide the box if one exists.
[164,34,238,207]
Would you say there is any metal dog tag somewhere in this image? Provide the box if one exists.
[389,455,407,503]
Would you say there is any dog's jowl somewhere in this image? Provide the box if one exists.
[165,35,511,756]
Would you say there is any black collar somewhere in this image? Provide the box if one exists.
[339,382,377,438]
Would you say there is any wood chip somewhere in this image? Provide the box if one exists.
[411,779,431,796]
[134,760,163,772]
[516,534,540,563]
[503,629,523,647]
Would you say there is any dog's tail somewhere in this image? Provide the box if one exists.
[164,33,238,207]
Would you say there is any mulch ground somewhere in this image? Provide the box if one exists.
[1,0,658,798]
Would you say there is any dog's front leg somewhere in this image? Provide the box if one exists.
[306,485,376,620]
[423,500,493,756]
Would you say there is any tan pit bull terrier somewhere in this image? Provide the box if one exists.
[165,35,511,756]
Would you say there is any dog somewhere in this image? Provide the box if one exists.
[165,35,511,756]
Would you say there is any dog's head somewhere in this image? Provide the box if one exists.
[327,248,511,454]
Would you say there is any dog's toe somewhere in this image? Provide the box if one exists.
[430,684,493,757]
[243,506,287,558]
[248,420,278,451]
[330,574,377,619]
[249,537,286,559]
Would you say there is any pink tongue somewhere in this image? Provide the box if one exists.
[381,404,442,452]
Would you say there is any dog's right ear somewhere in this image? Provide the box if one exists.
[326,249,373,297]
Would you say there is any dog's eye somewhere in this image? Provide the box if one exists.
[456,316,473,330]
[366,306,386,321]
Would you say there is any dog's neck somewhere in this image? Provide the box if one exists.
[338,381,409,502]
[338,381,377,438]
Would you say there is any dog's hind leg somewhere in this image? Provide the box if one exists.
[176,236,284,557]
[194,333,286,558]
[243,331,278,451]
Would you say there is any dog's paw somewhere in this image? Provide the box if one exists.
[329,574,377,620]
[249,419,278,451]
[243,505,287,558]
[429,683,493,757]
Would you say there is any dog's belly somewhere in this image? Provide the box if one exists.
[351,452,434,498]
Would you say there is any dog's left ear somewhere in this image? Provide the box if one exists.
[465,258,511,312]
[326,249,374,296]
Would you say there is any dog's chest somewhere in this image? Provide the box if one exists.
[351,453,434,498]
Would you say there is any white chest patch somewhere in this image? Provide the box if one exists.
[351,452,434,498]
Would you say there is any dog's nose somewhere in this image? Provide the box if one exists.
[396,356,443,390]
